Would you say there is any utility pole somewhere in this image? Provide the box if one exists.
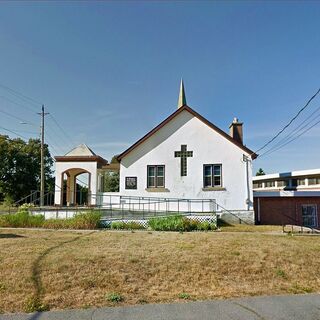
[38,105,49,207]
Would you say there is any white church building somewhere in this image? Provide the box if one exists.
[54,81,257,221]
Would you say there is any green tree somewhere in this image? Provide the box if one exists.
[0,135,54,203]
[110,155,119,164]
[103,171,119,192]
[256,168,266,176]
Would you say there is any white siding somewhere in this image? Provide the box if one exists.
[119,110,253,211]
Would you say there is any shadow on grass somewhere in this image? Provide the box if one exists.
[27,231,95,320]
[217,218,233,228]
[0,233,25,238]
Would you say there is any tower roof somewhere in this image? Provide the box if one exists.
[55,144,108,165]
[64,144,96,157]
[177,79,187,109]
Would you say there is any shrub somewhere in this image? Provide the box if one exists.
[0,208,44,228]
[111,221,145,230]
[43,211,101,230]
[42,219,72,229]
[70,211,101,229]
[0,209,101,230]
[197,221,217,231]
[106,292,123,303]
[148,215,216,232]
[148,215,187,231]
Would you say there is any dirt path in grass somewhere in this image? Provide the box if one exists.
[28,232,95,312]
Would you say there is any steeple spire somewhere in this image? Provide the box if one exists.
[177,79,187,109]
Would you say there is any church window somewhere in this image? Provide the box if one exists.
[147,165,165,188]
[203,164,222,188]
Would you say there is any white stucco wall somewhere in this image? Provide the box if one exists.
[119,110,253,211]
[54,161,98,205]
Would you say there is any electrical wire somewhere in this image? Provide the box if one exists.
[254,87,320,155]
[0,83,42,107]
[0,126,28,139]
[48,114,76,146]
[259,116,320,158]
[0,107,37,126]
[0,95,39,113]
[259,104,320,156]
[0,85,75,152]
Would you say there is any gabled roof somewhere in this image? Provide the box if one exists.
[117,105,257,161]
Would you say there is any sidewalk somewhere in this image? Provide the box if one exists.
[1,294,319,320]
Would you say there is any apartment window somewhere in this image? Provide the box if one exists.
[265,180,275,188]
[277,180,288,187]
[147,165,165,188]
[308,177,320,185]
[253,181,263,189]
[203,164,222,188]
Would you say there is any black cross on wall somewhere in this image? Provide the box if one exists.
[174,145,193,176]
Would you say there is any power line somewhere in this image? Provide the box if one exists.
[260,116,320,158]
[259,104,320,156]
[0,107,37,126]
[0,126,28,140]
[254,88,320,155]
[0,95,39,113]
[45,129,69,155]
[48,114,76,146]
[46,120,74,151]
[0,83,42,107]
[0,83,75,151]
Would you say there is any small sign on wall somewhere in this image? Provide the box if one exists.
[125,177,137,189]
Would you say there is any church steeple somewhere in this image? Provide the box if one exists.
[177,79,187,109]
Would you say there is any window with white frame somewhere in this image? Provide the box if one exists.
[147,165,165,188]
[203,164,222,188]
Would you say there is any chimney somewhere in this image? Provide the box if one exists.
[229,117,243,144]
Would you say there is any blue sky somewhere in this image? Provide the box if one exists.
[0,1,319,174]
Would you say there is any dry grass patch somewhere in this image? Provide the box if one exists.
[0,229,319,313]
